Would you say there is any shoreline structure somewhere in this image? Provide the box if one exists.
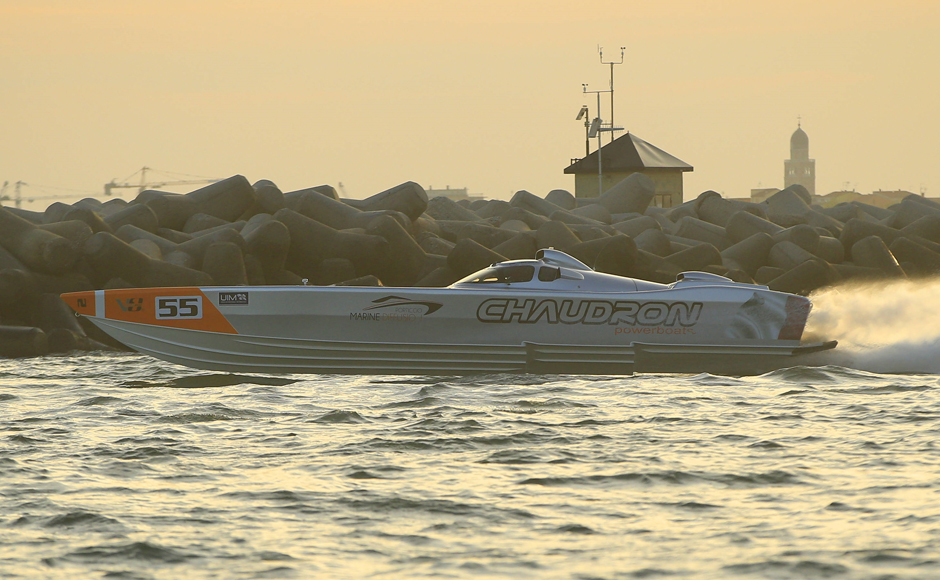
[2,174,940,358]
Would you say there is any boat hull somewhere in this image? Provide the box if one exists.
[63,285,833,376]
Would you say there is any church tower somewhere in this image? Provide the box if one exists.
[784,122,815,195]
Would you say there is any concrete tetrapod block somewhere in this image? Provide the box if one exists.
[510,190,567,218]
[850,235,905,278]
[839,218,904,251]
[831,264,885,282]
[239,213,274,241]
[129,239,163,261]
[633,229,672,257]
[366,215,428,287]
[414,267,462,287]
[314,258,357,286]
[416,233,456,256]
[814,237,845,264]
[267,270,304,285]
[83,232,153,285]
[720,232,774,276]
[887,198,940,229]
[665,243,722,272]
[243,254,266,285]
[597,173,656,215]
[570,226,612,242]
[674,216,731,250]
[242,219,291,276]
[695,191,766,227]
[890,237,940,276]
[0,326,48,358]
[185,175,256,223]
[143,192,201,231]
[346,181,428,222]
[0,207,79,274]
[103,203,160,233]
[411,216,442,238]
[549,210,606,228]
[142,259,215,288]
[565,236,625,270]
[274,208,389,278]
[570,203,612,224]
[39,220,94,246]
[767,259,834,295]
[5,207,45,224]
[43,202,74,224]
[819,203,864,223]
[62,207,113,234]
[435,221,517,249]
[611,212,644,223]
[190,221,246,238]
[492,233,537,261]
[903,193,940,211]
[175,228,246,270]
[636,250,683,283]
[725,210,784,244]
[545,189,576,210]
[769,241,817,271]
[0,269,32,307]
[593,235,639,278]
[183,213,229,234]
[665,199,698,222]
[755,266,786,285]
[771,224,819,254]
[535,220,581,251]
[500,220,530,232]
[612,216,661,238]
[651,213,679,235]
[446,239,507,278]
[764,186,813,226]
[116,225,179,256]
[157,228,193,245]
[901,215,940,243]
[296,190,410,232]
[37,293,86,336]
[250,179,286,216]
[475,200,513,220]
[425,197,484,222]
[416,254,447,280]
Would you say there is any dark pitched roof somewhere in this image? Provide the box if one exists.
[564,133,693,174]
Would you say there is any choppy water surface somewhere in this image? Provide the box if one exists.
[1,352,938,579]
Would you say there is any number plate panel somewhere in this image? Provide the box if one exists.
[156,296,203,320]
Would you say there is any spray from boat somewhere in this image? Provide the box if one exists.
[804,278,940,374]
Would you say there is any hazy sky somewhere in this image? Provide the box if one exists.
[2,1,938,209]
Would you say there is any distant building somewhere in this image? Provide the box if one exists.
[426,186,485,202]
[784,124,815,195]
[750,187,781,203]
[812,189,915,209]
[563,133,693,208]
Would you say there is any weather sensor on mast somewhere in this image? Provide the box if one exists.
[581,46,626,196]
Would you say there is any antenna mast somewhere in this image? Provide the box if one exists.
[599,46,626,144]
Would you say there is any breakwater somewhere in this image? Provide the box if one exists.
[2,173,940,358]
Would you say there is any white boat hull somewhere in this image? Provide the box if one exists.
[63,280,834,376]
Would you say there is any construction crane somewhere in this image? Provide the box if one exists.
[0,181,31,209]
[104,166,220,196]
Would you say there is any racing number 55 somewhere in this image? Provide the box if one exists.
[155,296,203,319]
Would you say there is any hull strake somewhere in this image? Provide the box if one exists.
[91,318,822,376]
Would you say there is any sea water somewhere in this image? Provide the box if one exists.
[1,280,939,579]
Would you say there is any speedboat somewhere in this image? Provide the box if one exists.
[61,249,835,375]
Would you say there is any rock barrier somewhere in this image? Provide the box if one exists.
[3,175,940,358]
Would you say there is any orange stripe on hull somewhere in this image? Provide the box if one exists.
[62,288,237,335]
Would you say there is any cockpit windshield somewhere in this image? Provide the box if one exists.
[457,265,535,284]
